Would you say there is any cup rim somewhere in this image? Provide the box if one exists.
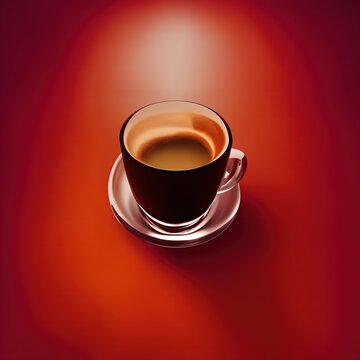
[119,100,233,172]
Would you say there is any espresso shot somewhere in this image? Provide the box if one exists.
[120,103,233,224]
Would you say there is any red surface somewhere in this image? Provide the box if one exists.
[1,0,359,359]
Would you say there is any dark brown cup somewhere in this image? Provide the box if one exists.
[120,101,247,230]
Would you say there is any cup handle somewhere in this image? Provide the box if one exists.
[217,149,247,194]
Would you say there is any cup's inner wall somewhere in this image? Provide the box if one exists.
[124,102,229,169]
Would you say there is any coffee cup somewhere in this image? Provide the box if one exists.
[120,101,247,233]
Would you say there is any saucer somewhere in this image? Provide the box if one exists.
[108,155,241,248]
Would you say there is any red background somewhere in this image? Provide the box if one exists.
[1,0,359,359]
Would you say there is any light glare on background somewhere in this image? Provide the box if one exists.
[82,5,271,110]
[122,10,227,98]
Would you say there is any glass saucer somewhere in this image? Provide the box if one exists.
[108,155,241,248]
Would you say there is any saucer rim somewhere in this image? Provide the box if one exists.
[108,154,240,248]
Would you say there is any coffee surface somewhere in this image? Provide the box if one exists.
[139,135,212,170]
[125,112,227,170]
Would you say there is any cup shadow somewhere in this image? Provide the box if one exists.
[143,192,288,352]
[148,192,273,284]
